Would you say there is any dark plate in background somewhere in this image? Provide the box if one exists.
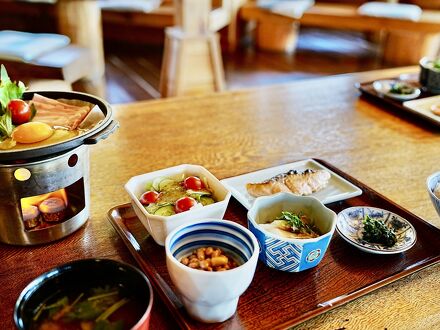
[356,79,440,128]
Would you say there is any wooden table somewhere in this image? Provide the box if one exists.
[1,67,440,329]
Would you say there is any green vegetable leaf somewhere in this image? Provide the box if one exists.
[46,296,69,318]
[276,211,304,230]
[67,300,103,320]
[44,296,69,310]
[0,64,10,83]
[96,298,129,321]
[362,215,397,247]
[0,110,14,139]
[0,64,26,113]
[94,320,124,330]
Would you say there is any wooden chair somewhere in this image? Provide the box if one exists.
[159,0,227,97]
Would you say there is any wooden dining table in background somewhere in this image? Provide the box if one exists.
[1,66,440,329]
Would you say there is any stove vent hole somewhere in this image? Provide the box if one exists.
[68,154,78,167]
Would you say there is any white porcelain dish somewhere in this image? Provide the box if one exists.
[221,159,362,210]
[403,95,440,125]
[125,164,231,246]
[373,79,421,101]
[426,171,440,218]
[337,206,416,254]
[165,219,259,323]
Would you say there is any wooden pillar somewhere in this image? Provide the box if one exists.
[56,0,106,97]
[174,0,211,34]
[159,0,226,97]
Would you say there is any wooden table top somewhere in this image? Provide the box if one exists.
[2,66,440,329]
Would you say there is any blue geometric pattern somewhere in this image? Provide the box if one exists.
[265,237,302,272]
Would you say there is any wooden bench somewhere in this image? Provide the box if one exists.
[240,2,440,65]
[0,0,105,97]
[1,45,92,88]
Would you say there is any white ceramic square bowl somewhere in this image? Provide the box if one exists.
[125,164,231,246]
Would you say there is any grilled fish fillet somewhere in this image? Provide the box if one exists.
[246,169,331,197]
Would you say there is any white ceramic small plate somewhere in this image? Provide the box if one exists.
[220,159,362,210]
[337,206,417,254]
[373,79,421,101]
[403,95,440,125]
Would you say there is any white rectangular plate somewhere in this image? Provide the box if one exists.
[221,159,362,210]
[403,95,440,125]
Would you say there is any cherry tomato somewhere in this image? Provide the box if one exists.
[139,191,160,205]
[7,99,31,125]
[175,196,197,213]
[184,176,203,190]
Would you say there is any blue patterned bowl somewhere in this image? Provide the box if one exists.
[427,171,440,218]
[247,193,337,272]
[165,219,259,323]
[337,207,416,254]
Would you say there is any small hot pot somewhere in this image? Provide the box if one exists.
[0,91,118,245]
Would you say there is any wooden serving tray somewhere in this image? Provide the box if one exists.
[356,79,440,128]
[107,159,440,330]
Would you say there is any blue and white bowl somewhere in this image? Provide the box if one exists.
[165,219,259,323]
[420,57,440,94]
[427,171,440,218]
[337,206,416,254]
[247,193,337,272]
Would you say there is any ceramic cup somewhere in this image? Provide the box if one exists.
[165,219,259,323]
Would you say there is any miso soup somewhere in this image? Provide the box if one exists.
[31,285,147,330]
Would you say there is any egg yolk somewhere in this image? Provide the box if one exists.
[12,122,54,144]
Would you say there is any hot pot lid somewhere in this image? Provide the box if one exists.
[0,91,118,162]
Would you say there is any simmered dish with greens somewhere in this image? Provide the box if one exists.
[259,211,321,239]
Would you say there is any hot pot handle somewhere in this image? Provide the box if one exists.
[83,120,119,145]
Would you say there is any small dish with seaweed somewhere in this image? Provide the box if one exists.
[337,206,416,254]
[372,79,421,101]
